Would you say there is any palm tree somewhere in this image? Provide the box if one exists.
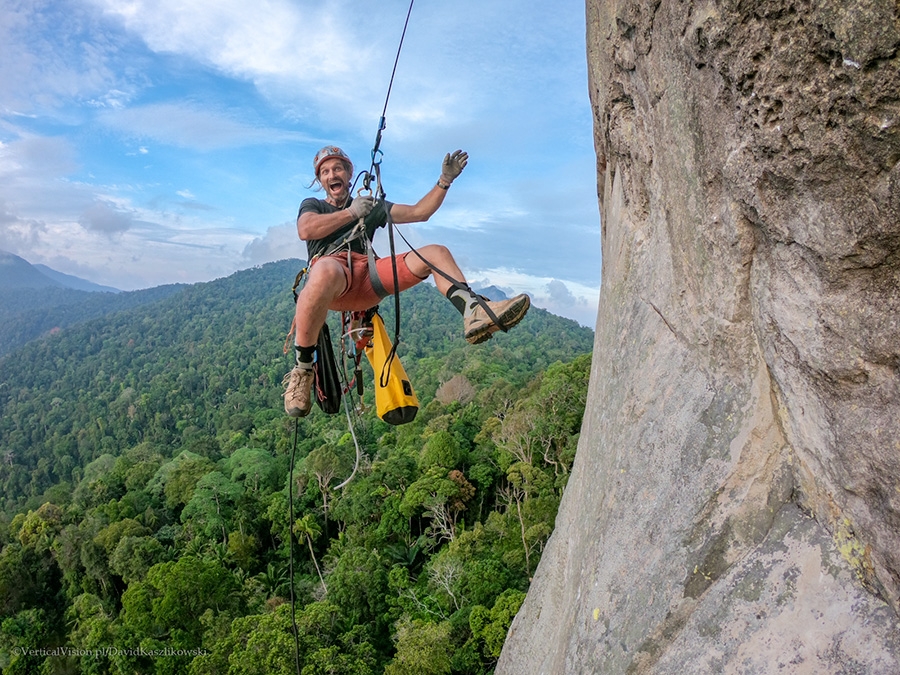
[255,562,288,599]
[293,514,326,594]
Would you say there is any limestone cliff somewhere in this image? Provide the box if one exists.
[498,0,900,672]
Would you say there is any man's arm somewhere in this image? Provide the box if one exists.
[389,150,469,225]
[297,208,356,241]
[296,197,375,241]
[390,184,451,224]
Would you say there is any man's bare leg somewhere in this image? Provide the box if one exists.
[284,258,347,418]
[403,244,466,295]
[293,258,347,347]
[404,244,531,344]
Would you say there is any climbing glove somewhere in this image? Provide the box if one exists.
[441,150,468,184]
[347,195,375,220]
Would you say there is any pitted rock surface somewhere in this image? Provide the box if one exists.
[497,0,900,672]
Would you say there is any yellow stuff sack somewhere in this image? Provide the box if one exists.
[364,312,419,425]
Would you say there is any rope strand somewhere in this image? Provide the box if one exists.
[368,0,417,175]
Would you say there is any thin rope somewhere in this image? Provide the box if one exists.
[368,0,416,173]
[334,391,363,490]
[288,418,302,675]
[382,0,415,120]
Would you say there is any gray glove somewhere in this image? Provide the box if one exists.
[441,150,468,183]
[347,195,375,220]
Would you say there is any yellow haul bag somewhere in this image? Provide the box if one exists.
[364,312,419,425]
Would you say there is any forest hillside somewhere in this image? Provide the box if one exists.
[0,259,593,674]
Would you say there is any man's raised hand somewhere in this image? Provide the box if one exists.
[441,150,468,184]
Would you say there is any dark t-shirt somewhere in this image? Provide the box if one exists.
[298,197,394,259]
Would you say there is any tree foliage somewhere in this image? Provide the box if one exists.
[0,260,593,673]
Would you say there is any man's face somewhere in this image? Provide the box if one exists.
[318,157,351,205]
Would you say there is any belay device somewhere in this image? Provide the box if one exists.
[364,311,418,425]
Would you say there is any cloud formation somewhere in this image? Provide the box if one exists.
[0,0,600,325]
[241,222,301,266]
[78,201,134,234]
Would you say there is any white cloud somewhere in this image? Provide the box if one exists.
[0,0,134,116]
[87,0,379,115]
[466,267,599,328]
[0,126,257,289]
[78,200,135,234]
[241,221,301,266]
[0,201,48,250]
[0,134,78,180]
[546,279,578,307]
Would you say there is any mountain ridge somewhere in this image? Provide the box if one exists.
[0,250,62,290]
[0,258,593,513]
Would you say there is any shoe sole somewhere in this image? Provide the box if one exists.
[285,404,312,418]
[465,295,531,344]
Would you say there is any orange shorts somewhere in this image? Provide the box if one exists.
[315,251,427,312]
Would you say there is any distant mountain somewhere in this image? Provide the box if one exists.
[33,264,119,293]
[0,250,119,292]
[473,284,509,301]
[0,251,183,357]
[0,250,61,289]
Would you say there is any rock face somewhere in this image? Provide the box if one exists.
[498,1,900,673]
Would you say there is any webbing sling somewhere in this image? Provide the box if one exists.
[366,237,391,301]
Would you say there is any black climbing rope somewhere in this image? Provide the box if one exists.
[288,418,301,675]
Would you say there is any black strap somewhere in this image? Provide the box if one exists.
[366,237,390,300]
[392,226,510,332]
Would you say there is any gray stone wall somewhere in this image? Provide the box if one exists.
[497,0,900,672]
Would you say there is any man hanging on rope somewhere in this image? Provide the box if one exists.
[283,145,531,417]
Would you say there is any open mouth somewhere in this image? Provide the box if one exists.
[328,180,344,192]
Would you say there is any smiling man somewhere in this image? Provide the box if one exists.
[283,145,531,418]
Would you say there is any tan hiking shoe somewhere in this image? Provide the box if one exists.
[283,365,315,417]
[464,293,531,344]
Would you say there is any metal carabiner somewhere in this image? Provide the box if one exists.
[360,170,374,194]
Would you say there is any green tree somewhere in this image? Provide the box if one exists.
[469,588,526,658]
[401,467,474,544]
[190,604,296,675]
[224,447,281,494]
[94,517,149,556]
[121,556,244,656]
[302,446,348,526]
[109,535,166,585]
[293,514,326,594]
[16,502,64,552]
[66,593,119,675]
[147,452,215,512]
[418,430,462,471]
[0,608,54,675]
[181,471,244,543]
[383,619,453,675]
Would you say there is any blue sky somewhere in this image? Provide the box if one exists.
[0,0,601,327]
